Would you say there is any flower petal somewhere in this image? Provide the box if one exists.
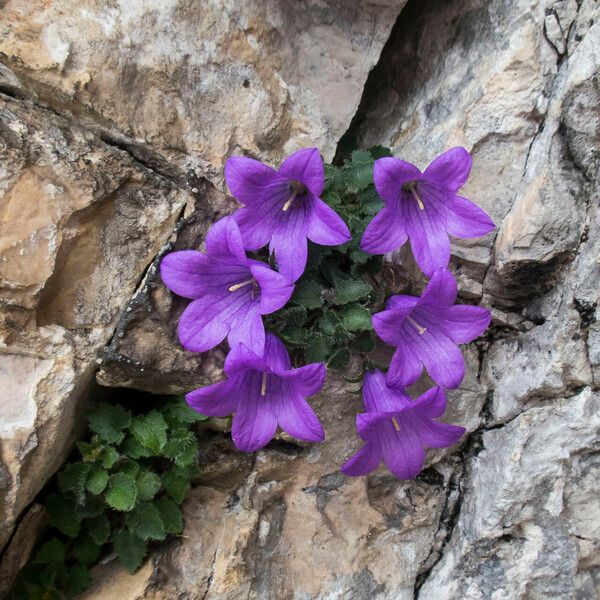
[412,387,447,418]
[224,342,267,376]
[231,371,277,452]
[280,362,326,397]
[224,156,281,206]
[270,207,309,283]
[386,344,423,389]
[160,250,211,299]
[227,309,265,356]
[372,306,413,346]
[205,217,248,264]
[374,157,422,206]
[443,195,495,238]
[414,417,465,449]
[279,147,324,196]
[362,369,412,412]
[340,440,382,477]
[423,147,472,192]
[386,294,419,311]
[250,264,294,315]
[307,196,351,246]
[186,378,238,417]
[264,333,292,372]
[379,419,425,480]
[419,267,458,306]
[360,205,408,255]
[433,304,491,344]
[232,206,273,251]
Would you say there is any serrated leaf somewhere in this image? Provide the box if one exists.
[40,563,69,589]
[130,411,168,454]
[163,429,198,467]
[353,331,376,353]
[46,495,81,538]
[85,514,110,546]
[332,279,372,305]
[58,462,90,503]
[33,539,66,565]
[127,502,166,541]
[122,435,153,459]
[136,470,162,501]
[279,325,307,346]
[86,467,109,495]
[339,304,373,332]
[155,497,183,534]
[161,397,208,427]
[118,459,140,478]
[303,333,332,363]
[76,494,104,519]
[112,529,147,573]
[328,348,351,370]
[275,305,308,327]
[78,440,103,463]
[101,446,119,469]
[88,404,131,445]
[73,531,101,565]
[162,467,191,504]
[66,564,91,596]
[368,145,393,159]
[105,473,137,511]
[292,279,324,310]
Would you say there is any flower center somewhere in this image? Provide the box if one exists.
[407,315,427,335]
[228,277,259,299]
[402,180,425,210]
[282,179,307,212]
[261,372,268,396]
[391,416,401,431]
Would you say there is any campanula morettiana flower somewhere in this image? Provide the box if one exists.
[160,217,293,355]
[341,370,465,479]
[361,147,494,275]
[186,334,325,452]
[372,268,491,389]
[225,148,351,282]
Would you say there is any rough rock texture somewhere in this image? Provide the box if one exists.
[2,0,600,598]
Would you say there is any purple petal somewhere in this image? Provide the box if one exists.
[280,363,326,397]
[443,195,495,238]
[386,344,423,389]
[186,378,238,417]
[250,264,294,315]
[360,205,408,255]
[160,250,210,299]
[432,304,491,344]
[279,148,324,196]
[374,157,422,206]
[420,268,457,306]
[228,309,265,356]
[264,333,292,372]
[231,372,277,452]
[386,294,419,310]
[423,147,472,192]
[307,196,351,246]
[232,206,272,251]
[270,208,309,283]
[205,217,248,264]
[362,369,412,412]
[340,440,382,477]
[415,417,465,449]
[356,411,392,440]
[412,387,446,418]
[379,419,425,480]
[372,306,413,346]
[224,156,282,206]
[224,342,267,376]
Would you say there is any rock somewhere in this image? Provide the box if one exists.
[0,0,407,186]
[0,93,190,568]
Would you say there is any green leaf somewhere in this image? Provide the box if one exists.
[86,467,109,495]
[58,462,90,503]
[130,411,168,454]
[161,397,208,427]
[163,429,198,467]
[368,145,393,159]
[162,467,191,504]
[66,564,91,596]
[73,531,101,565]
[77,494,105,519]
[40,563,69,589]
[339,304,373,332]
[303,333,332,363]
[122,434,153,459]
[88,403,131,445]
[101,446,119,469]
[112,529,147,573]
[274,305,308,327]
[279,325,307,346]
[78,440,103,463]
[155,497,183,534]
[127,502,166,541]
[292,279,324,310]
[33,539,66,565]
[332,279,371,305]
[118,459,140,478]
[353,331,376,353]
[328,348,351,370]
[85,514,111,546]
[105,473,137,511]
[136,470,162,501]
[46,494,81,538]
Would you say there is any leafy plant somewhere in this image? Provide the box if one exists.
[266,147,395,370]
[14,397,207,599]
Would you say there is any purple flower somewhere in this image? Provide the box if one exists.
[372,268,491,389]
[186,334,326,452]
[361,147,494,276]
[341,370,465,480]
[160,217,293,355]
[225,148,351,283]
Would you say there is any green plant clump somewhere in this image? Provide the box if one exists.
[14,397,206,599]
[266,146,395,370]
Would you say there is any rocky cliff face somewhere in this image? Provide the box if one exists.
[1,0,599,598]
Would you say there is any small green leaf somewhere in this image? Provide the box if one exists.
[46,495,81,538]
[333,279,371,305]
[328,348,351,370]
[353,331,376,353]
[112,529,147,573]
[86,467,109,495]
[163,429,198,467]
[58,462,90,503]
[162,397,208,427]
[78,440,103,463]
[40,563,69,589]
[155,497,183,534]
[304,333,332,363]
[88,403,131,445]
[101,446,119,469]
[292,279,324,310]
[33,539,66,565]
[118,459,140,479]
[66,564,91,595]
[73,531,101,565]
[85,514,111,546]
[130,411,168,454]
[122,435,153,459]
[136,470,162,501]
[275,305,308,327]
[105,473,137,511]
[77,494,105,519]
[279,325,307,346]
[162,467,191,504]
[127,502,166,541]
[339,304,373,332]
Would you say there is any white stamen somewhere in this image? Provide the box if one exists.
[408,184,425,210]
[407,315,427,335]
[228,278,254,292]
[261,372,267,396]
[391,416,401,431]
[282,191,298,212]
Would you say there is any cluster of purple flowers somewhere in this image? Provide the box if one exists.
[161,147,494,480]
